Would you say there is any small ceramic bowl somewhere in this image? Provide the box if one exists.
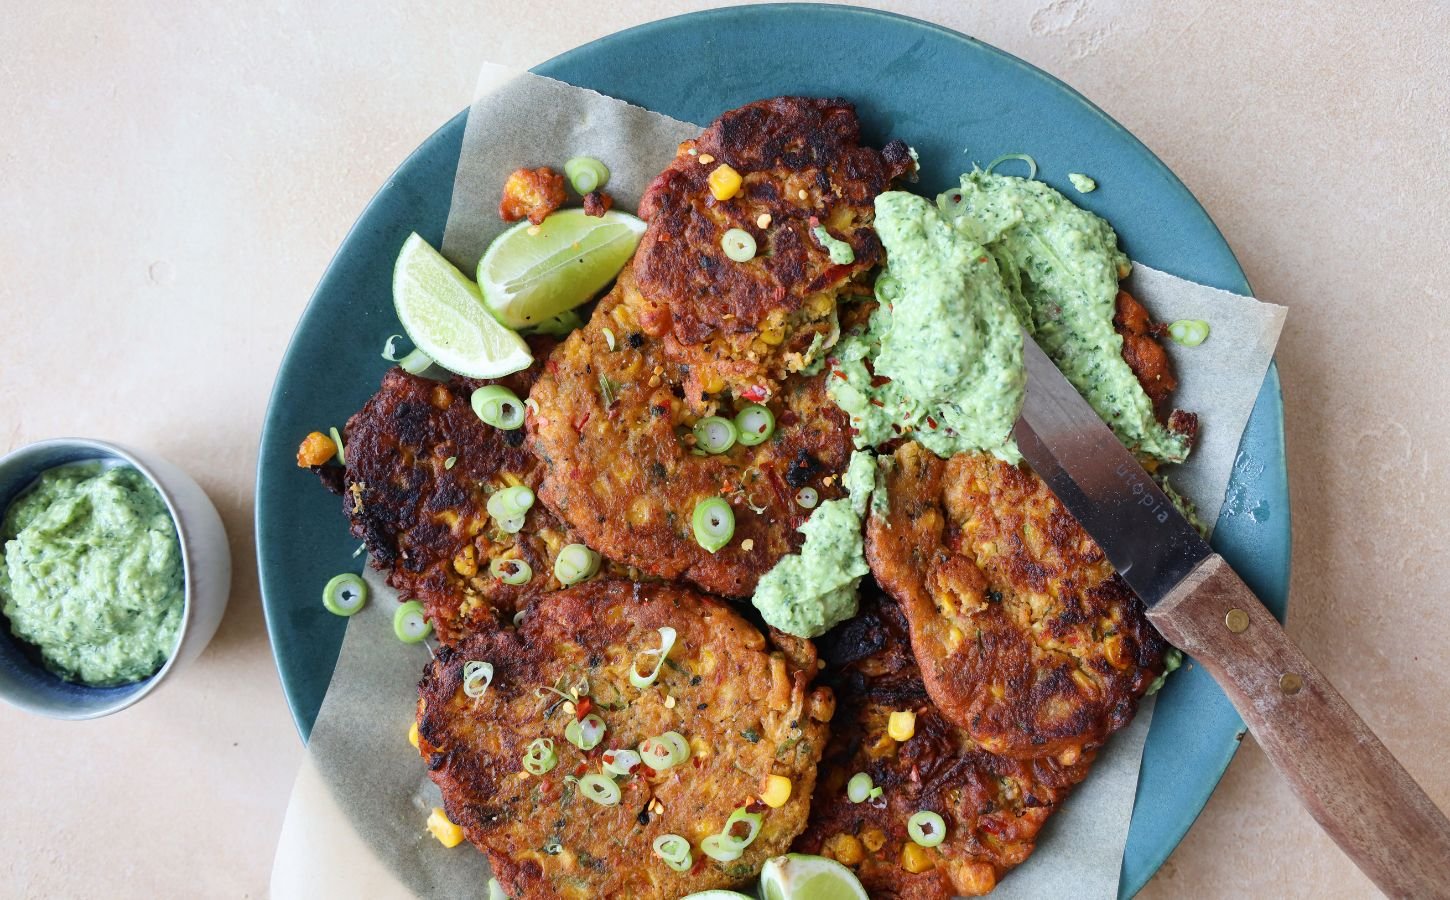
[0,438,231,719]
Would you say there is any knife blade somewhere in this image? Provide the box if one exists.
[1010,327,1450,899]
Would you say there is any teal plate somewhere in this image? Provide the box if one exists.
[256,6,1289,896]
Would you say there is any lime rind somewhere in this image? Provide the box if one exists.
[392,233,533,379]
[760,854,869,900]
[478,209,645,329]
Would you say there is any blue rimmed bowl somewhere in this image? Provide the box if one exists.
[0,438,232,719]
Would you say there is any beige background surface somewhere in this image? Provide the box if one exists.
[1,2,1446,897]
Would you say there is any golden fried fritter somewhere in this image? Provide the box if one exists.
[500,166,566,225]
[342,355,586,643]
[635,96,914,402]
[796,595,1094,898]
[416,580,835,900]
[1114,290,1176,404]
[527,265,854,597]
[866,444,1167,760]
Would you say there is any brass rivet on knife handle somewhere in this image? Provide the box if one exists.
[1280,672,1304,695]
[1224,608,1249,633]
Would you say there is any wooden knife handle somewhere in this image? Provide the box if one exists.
[1149,553,1450,899]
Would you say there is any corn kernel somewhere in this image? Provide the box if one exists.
[861,827,886,852]
[708,164,743,201]
[888,710,917,742]
[761,774,793,808]
[427,807,464,848]
[453,545,478,577]
[902,842,934,874]
[826,833,864,866]
[408,721,421,750]
[296,431,336,468]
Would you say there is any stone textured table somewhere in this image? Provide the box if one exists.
[2,2,1446,897]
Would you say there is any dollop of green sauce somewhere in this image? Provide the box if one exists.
[0,463,183,685]
[751,451,876,638]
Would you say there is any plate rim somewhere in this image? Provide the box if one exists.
[256,6,1290,896]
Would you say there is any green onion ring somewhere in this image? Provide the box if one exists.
[847,771,873,804]
[462,661,494,700]
[397,348,433,375]
[691,497,735,553]
[795,487,819,509]
[652,834,692,871]
[471,384,526,430]
[554,543,601,585]
[602,748,641,776]
[733,404,775,446]
[984,153,1038,180]
[576,772,622,807]
[486,485,535,529]
[629,626,678,689]
[1168,319,1211,347]
[490,557,533,585]
[381,333,405,361]
[692,416,738,454]
[721,228,757,263]
[721,806,763,849]
[700,833,743,862]
[564,156,610,195]
[868,786,884,801]
[639,731,690,772]
[522,737,557,775]
[392,600,432,643]
[602,327,616,351]
[907,810,948,848]
[565,712,607,751]
[322,573,368,617]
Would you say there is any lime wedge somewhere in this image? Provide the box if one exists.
[478,209,646,329]
[393,233,532,378]
[760,854,869,900]
[680,893,754,900]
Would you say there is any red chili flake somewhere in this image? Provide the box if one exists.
[741,385,767,403]
[546,359,559,374]
[573,762,589,777]
[978,256,988,264]
[574,411,591,432]
[826,357,840,367]
[980,816,1005,836]
[869,398,884,408]
[746,799,767,813]
[575,696,593,720]
[926,416,938,429]
[808,215,821,227]
[870,374,893,388]
[832,371,848,381]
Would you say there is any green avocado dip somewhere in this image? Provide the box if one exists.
[0,462,184,685]
[752,451,876,638]
[827,191,1025,462]
[828,170,1190,465]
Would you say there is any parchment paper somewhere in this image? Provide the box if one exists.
[274,65,1286,900]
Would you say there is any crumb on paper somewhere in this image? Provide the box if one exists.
[1068,172,1097,193]
[500,167,566,224]
[582,190,614,217]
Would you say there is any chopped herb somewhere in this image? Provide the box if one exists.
[741,728,761,743]
[598,374,621,407]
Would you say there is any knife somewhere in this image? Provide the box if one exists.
[1012,332,1450,899]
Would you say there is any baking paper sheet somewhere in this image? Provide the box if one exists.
[273,65,1286,900]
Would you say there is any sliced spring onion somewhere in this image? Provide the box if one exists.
[721,806,763,849]
[471,385,526,430]
[721,228,757,262]
[444,456,457,470]
[512,609,527,628]
[487,484,535,523]
[734,404,775,445]
[352,542,366,558]
[874,272,901,304]
[564,156,610,195]
[868,786,883,801]
[554,543,600,585]
[602,327,616,351]
[629,626,678,689]
[328,427,346,465]
[565,712,607,750]
[398,348,433,375]
[652,834,693,871]
[462,660,495,700]
[847,771,874,804]
[795,487,819,509]
[984,153,1038,180]
[381,333,405,361]
[907,810,947,848]
[490,557,533,585]
[691,497,735,553]
[700,833,744,862]
[322,573,368,616]
[692,416,738,454]
[393,600,432,643]
[523,738,557,775]
[575,772,621,806]
[495,514,526,534]
[640,731,690,771]
[602,748,641,776]
[1168,319,1211,347]
[487,877,509,900]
